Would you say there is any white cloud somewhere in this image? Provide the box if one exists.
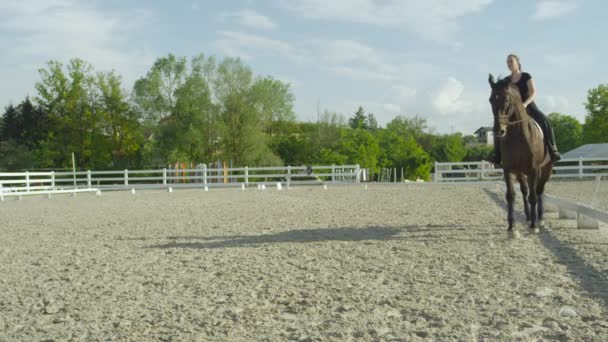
[432,77,473,114]
[224,9,277,30]
[383,103,401,114]
[313,39,398,81]
[543,95,570,112]
[0,0,154,86]
[215,31,303,62]
[279,0,493,44]
[325,66,393,81]
[321,40,384,65]
[531,1,580,21]
[392,85,417,98]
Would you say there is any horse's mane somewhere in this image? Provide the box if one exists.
[496,76,523,109]
[494,76,526,118]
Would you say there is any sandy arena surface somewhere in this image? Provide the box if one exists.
[1,181,608,341]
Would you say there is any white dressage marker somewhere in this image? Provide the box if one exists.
[168,187,173,193]
[277,182,283,190]
[131,188,136,195]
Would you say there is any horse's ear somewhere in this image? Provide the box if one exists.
[488,73,496,87]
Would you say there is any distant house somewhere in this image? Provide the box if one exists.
[474,127,494,145]
[561,143,608,159]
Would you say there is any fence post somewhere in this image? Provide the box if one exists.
[87,170,92,188]
[287,165,291,188]
[51,171,55,189]
[124,169,129,186]
[578,156,583,179]
[26,171,30,192]
[480,162,485,181]
[434,162,438,182]
[355,164,360,183]
[245,166,249,185]
[163,168,167,185]
[331,165,335,183]
[203,164,207,186]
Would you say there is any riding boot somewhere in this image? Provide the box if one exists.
[545,122,562,162]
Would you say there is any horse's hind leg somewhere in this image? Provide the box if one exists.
[504,171,516,231]
[517,174,530,222]
[527,170,541,232]
[536,165,552,229]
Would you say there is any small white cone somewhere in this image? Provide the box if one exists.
[261,184,266,190]
[96,190,102,196]
[277,182,282,190]
[0,196,4,202]
[47,193,52,199]
[364,184,368,190]
[241,183,246,191]
[204,186,209,192]
[323,184,328,190]
[257,184,261,190]
[168,187,173,193]
[131,188,136,195]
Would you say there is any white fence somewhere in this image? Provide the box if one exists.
[434,157,608,182]
[0,164,361,198]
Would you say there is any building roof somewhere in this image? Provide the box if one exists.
[474,127,493,134]
[561,143,608,159]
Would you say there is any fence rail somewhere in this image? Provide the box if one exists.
[434,157,608,182]
[0,164,361,197]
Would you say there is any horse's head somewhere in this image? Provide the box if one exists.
[488,74,524,138]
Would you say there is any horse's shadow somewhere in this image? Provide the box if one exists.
[145,224,499,250]
[484,188,608,309]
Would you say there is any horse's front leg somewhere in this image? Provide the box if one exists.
[504,171,516,231]
[527,169,540,232]
[517,174,530,222]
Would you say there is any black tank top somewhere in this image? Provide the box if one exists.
[507,72,532,102]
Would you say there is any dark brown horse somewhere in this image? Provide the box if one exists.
[488,74,553,235]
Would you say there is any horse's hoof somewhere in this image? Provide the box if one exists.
[508,230,520,239]
[530,227,540,234]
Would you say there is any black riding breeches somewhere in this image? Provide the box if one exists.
[526,102,556,147]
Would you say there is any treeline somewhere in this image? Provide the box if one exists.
[1,54,606,180]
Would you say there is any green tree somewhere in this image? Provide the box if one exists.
[378,118,433,180]
[35,59,99,168]
[132,54,188,123]
[367,113,378,131]
[250,76,296,136]
[463,144,493,162]
[0,104,20,142]
[582,84,608,144]
[133,54,220,165]
[96,71,143,168]
[215,58,279,166]
[430,134,466,162]
[547,112,583,153]
[348,106,368,130]
[339,128,380,172]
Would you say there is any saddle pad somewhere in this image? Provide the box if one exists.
[533,120,544,141]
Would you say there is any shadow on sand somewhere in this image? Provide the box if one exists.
[484,188,608,309]
[145,223,503,251]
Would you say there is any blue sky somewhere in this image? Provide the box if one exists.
[1,0,605,134]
